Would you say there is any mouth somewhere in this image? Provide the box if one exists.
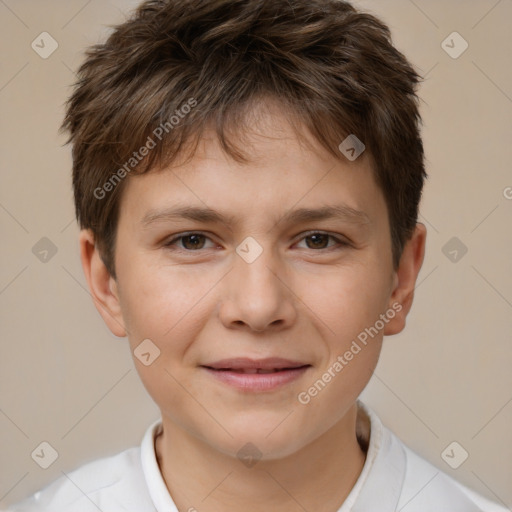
[200,358,311,392]
[211,367,305,374]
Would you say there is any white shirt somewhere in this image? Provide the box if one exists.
[7,402,509,512]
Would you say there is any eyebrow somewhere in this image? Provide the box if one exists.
[141,204,371,230]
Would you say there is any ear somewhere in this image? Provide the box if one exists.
[79,229,127,337]
[384,222,427,336]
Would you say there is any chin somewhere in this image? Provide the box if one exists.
[210,415,311,461]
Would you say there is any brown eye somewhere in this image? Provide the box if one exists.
[296,232,346,250]
[180,234,206,250]
[165,233,215,251]
[304,233,330,249]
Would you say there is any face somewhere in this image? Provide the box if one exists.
[84,103,423,460]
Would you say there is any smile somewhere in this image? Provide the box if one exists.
[201,357,311,392]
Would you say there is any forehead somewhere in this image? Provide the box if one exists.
[119,102,388,231]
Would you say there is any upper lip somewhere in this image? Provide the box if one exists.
[202,357,309,370]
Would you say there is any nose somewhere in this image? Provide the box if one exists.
[218,246,297,333]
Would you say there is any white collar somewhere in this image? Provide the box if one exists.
[344,401,406,511]
[140,419,179,512]
[140,401,406,512]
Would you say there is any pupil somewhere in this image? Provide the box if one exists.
[184,235,204,250]
[308,234,327,249]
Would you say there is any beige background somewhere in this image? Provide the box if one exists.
[1,0,511,508]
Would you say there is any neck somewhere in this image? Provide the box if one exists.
[155,403,369,512]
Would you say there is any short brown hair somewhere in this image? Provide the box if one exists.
[61,0,427,278]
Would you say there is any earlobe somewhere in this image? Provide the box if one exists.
[79,229,127,337]
[384,223,427,336]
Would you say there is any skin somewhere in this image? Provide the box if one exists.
[80,101,426,512]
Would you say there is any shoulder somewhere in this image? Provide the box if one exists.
[356,401,509,512]
[6,446,155,512]
[397,437,509,512]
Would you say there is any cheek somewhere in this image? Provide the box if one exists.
[300,262,388,404]
[119,267,207,424]
[307,262,391,344]
[119,261,210,343]
[118,263,213,397]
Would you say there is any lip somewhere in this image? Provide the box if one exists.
[201,358,311,392]
[203,357,309,370]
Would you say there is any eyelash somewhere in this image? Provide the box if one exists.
[163,231,349,252]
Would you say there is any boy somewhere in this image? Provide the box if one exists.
[8,0,509,510]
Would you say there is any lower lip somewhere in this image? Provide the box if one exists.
[202,366,310,392]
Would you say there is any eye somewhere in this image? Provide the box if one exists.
[164,232,217,251]
[164,231,349,253]
[295,231,348,250]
